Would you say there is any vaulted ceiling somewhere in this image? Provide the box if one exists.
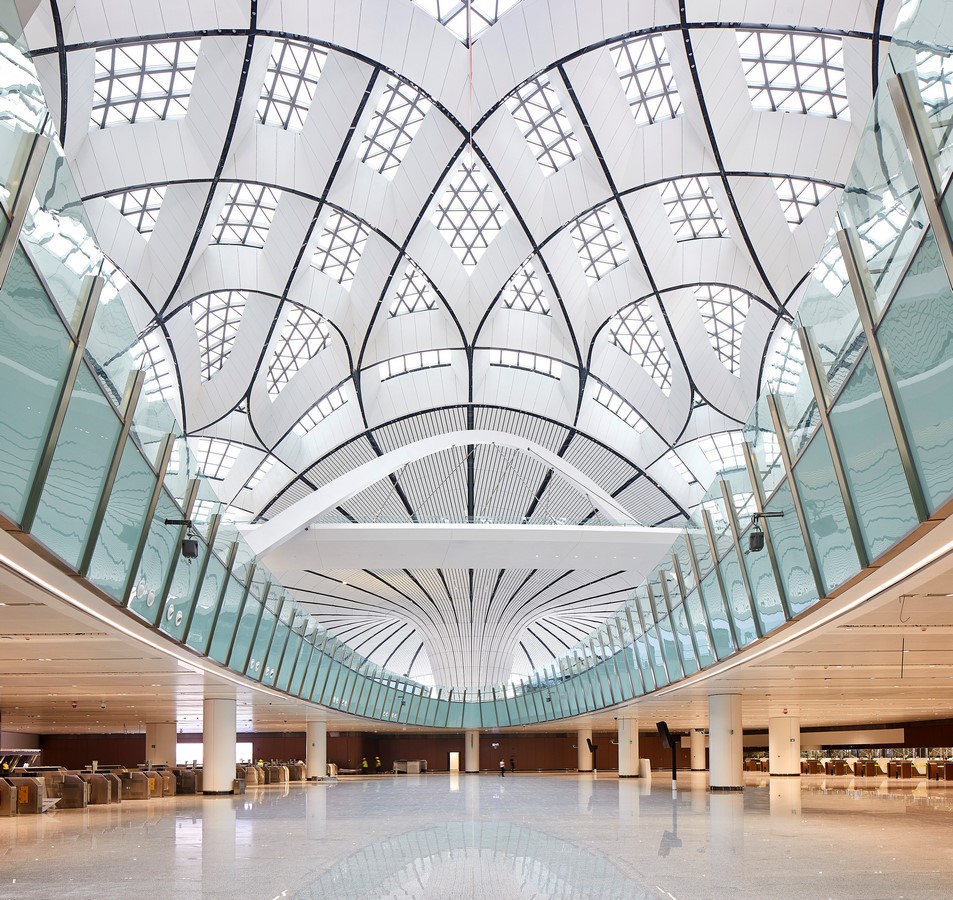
[17,0,899,687]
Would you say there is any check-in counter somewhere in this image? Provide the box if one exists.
[119,769,151,800]
[6,776,48,813]
[80,772,112,804]
[0,779,18,816]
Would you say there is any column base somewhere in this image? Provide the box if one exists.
[709,785,743,792]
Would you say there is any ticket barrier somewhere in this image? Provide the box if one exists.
[0,779,18,816]
[41,772,88,809]
[173,769,198,794]
[80,772,113,804]
[6,776,55,814]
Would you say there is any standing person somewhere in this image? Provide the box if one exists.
[510,755,516,774]
[375,755,382,774]
[499,759,505,777]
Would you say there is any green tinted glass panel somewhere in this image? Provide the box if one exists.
[829,351,919,558]
[32,365,121,566]
[186,556,227,653]
[878,230,953,512]
[793,434,862,593]
[87,438,154,599]
[0,247,71,522]
[127,492,179,622]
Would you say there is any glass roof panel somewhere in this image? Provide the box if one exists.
[593,381,647,432]
[432,161,508,268]
[106,185,166,236]
[694,285,751,375]
[569,204,628,283]
[257,38,327,131]
[609,302,672,393]
[360,76,431,177]
[268,304,331,397]
[191,290,247,381]
[506,75,580,174]
[91,39,200,128]
[390,262,437,316]
[660,177,726,241]
[773,176,834,229]
[212,183,281,248]
[501,260,549,314]
[312,210,370,287]
[737,30,849,119]
[190,436,242,480]
[293,385,348,436]
[610,34,682,126]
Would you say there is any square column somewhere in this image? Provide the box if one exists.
[617,718,640,777]
[768,716,801,776]
[306,721,327,779]
[708,694,743,791]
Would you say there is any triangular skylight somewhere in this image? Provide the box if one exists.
[506,76,580,174]
[389,262,437,316]
[130,326,175,402]
[593,381,647,432]
[360,76,431,177]
[293,385,348,436]
[267,304,331,396]
[91,39,200,128]
[191,290,247,381]
[694,285,751,375]
[212,183,281,247]
[610,34,682,126]
[190,436,242,480]
[569,204,628,283]
[106,185,166,236]
[412,0,523,44]
[737,30,849,119]
[773,176,834,229]
[257,38,327,130]
[432,161,508,268]
[501,260,549,314]
[660,177,726,240]
[312,210,370,287]
[609,302,672,393]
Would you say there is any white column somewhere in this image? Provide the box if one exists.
[617,718,639,777]
[690,728,707,771]
[145,722,176,767]
[464,730,480,773]
[708,694,743,791]
[306,721,327,779]
[203,698,236,794]
[577,728,593,772]
[768,716,800,776]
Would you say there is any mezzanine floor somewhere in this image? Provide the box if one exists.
[1,771,951,899]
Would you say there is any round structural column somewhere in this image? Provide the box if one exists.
[708,694,743,791]
[577,728,593,772]
[690,728,707,771]
[768,716,800,776]
[306,721,327,779]
[145,722,176,767]
[203,697,236,794]
[464,730,480,773]
[617,718,639,777]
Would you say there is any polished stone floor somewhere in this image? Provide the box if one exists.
[1,772,952,898]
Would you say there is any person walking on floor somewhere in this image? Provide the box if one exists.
[500,759,505,777]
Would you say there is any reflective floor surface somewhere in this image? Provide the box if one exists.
[1,772,952,898]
